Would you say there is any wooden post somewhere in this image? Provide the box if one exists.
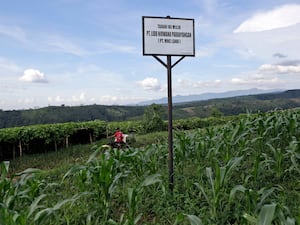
[89,132,93,144]
[54,140,58,152]
[65,136,69,148]
[18,140,22,157]
[13,145,16,159]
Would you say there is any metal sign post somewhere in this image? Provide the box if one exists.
[142,16,195,192]
[167,55,173,191]
[153,55,185,191]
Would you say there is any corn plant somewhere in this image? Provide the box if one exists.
[230,185,277,214]
[285,138,300,175]
[108,173,163,225]
[194,156,243,223]
[243,203,295,225]
[3,109,300,224]
[229,184,296,224]
[173,213,203,225]
[0,161,52,225]
[63,147,129,224]
[266,143,285,179]
[139,144,167,175]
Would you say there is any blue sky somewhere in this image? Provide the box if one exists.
[1,0,300,110]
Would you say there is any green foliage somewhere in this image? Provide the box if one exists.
[142,104,167,133]
[2,109,300,224]
[210,107,224,117]
[0,105,145,128]
[0,120,107,160]
[0,161,66,225]
[1,114,232,161]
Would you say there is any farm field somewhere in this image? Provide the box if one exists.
[1,110,300,224]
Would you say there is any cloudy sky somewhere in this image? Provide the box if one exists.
[1,0,300,110]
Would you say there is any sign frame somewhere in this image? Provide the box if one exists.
[142,15,195,192]
[142,16,195,56]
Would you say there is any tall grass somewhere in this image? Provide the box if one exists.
[1,110,300,224]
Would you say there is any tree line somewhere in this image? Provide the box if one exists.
[0,105,145,128]
[1,89,300,129]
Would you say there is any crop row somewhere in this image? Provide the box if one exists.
[0,120,107,160]
[0,116,231,161]
[1,109,300,224]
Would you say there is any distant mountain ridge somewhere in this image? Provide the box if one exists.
[138,88,284,105]
[2,88,300,129]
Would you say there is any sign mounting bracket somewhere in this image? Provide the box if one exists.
[153,55,186,69]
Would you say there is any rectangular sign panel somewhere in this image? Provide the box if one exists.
[143,16,195,56]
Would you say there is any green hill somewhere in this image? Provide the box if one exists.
[1,89,300,128]
[0,105,145,128]
[173,89,300,118]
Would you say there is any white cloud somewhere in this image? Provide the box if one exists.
[201,0,218,15]
[47,92,139,106]
[137,77,162,91]
[100,42,137,54]
[231,76,279,85]
[227,60,300,91]
[173,78,223,95]
[231,78,244,84]
[0,24,27,41]
[72,92,86,102]
[46,35,88,56]
[177,78,222,89]
[231,71,280,86]
[234,4,300,33]
[100,95,118,103]
[48,96,64,103]
[259,64,300,74]
[48,93,94,106]
[0,57,21,73]
[99,95,143,105]
[234,48,256,59]
[196,46,216,58]
[230,8,300,61]
[19,69,48,83]
[0,22,89,57]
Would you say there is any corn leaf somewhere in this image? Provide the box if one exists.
[186,214,203,225]
[257,203,276,225]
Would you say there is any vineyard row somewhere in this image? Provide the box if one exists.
[0,116,235,161]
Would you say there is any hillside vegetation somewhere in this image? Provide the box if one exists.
[0,105,144,128]
[1,89,300,128]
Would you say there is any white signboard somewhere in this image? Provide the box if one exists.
[143,16,195,56]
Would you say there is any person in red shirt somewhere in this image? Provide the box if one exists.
[114,128,124,144]
[110,128,124,148]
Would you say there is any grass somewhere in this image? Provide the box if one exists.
[8,144,94,175]
[3,110,300,224]
[9,131,168,174]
